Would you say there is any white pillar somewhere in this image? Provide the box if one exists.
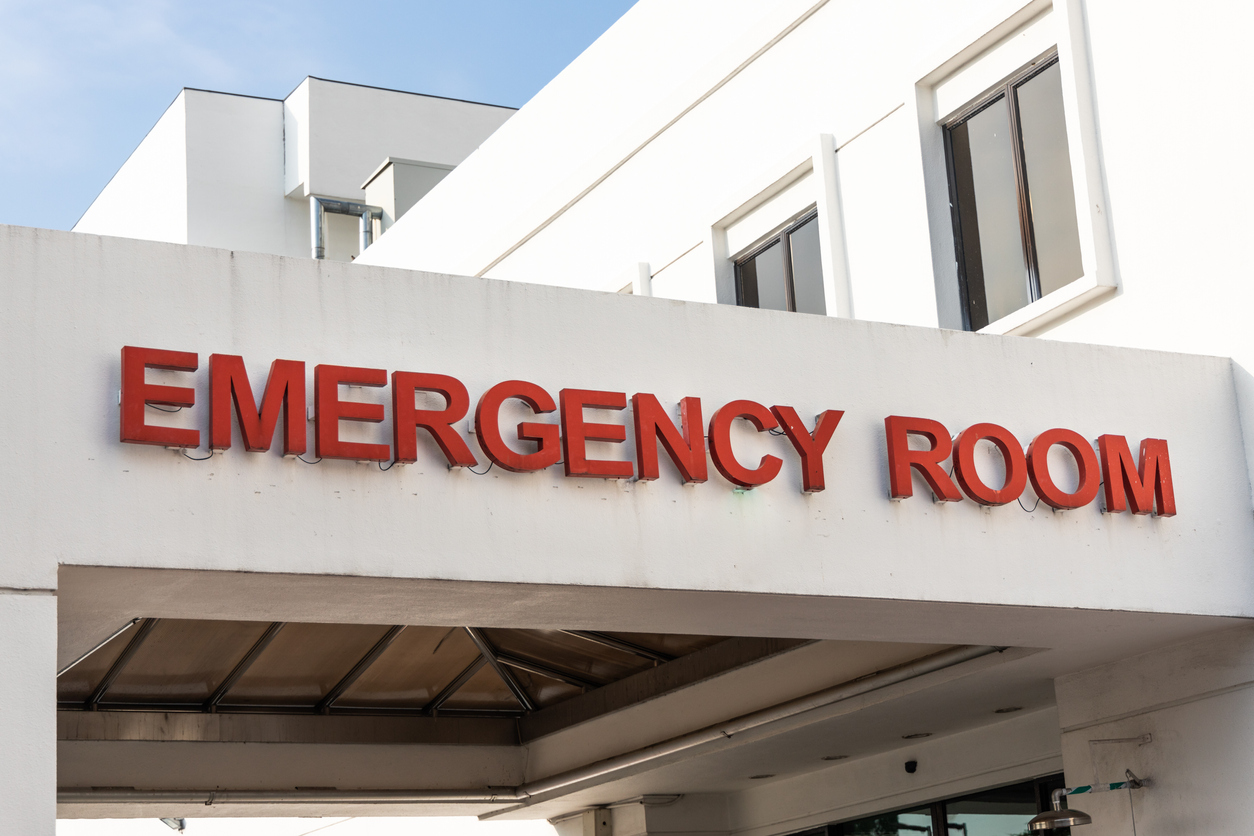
[1055,624,1254,836]
[610,795,729,836]
[632,263,653,298]
[815,133,853,319]
[555,809,612,836]
[0,591,56,834]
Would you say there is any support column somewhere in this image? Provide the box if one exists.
[610,795,729,836]
[555,809,612,836]
[0,590,56,834]
[1055,623,1254,836]
[632,263,653,298]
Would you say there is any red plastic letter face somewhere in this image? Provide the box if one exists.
[560,389,634,479]
[1098,435,1176,516]
[1026,428,1099,510]
[771,406,843,492]
[883,416,961,501]
[119,346,200,448]
[314,365,390,461]
[632,394,707,484]
[209,355,306,455]
[952,423,1027,506]
[474,380,561,472]
[708,400,783,489]
[392,372,478,467]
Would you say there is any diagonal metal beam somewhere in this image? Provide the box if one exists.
[317,625,407,714]
[204,622,285,713]
[58,617,142,678]
[463,627,535,712]
[559,630,674,663]
[424,655,487,714]
[86,617,159,710]
[497,652,597,691]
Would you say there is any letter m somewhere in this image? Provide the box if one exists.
[209,355,306,455]
[1098,435,1176,516]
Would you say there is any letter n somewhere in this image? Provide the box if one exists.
[632,394,707,483]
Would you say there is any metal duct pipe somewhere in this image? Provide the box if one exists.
[516,643,1000,803]
[57,645,1001,807]
[58,618,142,678]
[359,210,372,254]
[309,196,383,260]
[56,789,525,804]
[310,195,323,259]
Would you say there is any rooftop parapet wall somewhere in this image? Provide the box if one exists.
[282,77,514,202]
[73,91,189,245]
[74,79,514,260]
[1,224,1251,618]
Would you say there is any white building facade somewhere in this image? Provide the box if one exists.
[74,77,514,262]
[3,1,1253,835]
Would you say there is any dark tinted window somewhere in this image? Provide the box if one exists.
[789,215,826,315]
[820,775,1067,836]
[945,51,1082,330]
[946,782,1039,836]
[739,239,788,311]
[842,807,934,835]
[736,211,826,315]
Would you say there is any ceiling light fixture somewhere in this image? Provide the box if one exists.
[821,755,848,761]
[749,774,776,780]
[901,732,932,739]
[995,706,1024,714]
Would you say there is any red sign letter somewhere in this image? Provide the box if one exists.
[119,346,199,448]
[1027,428,1099,510]
[314,365,390,461]
[209,355,306,454]
[632,394,706,484]
[884,416,961,501]
[475,380,561,472]
[952,423,1027,506]
[1098,435,1176,516]
[708,400,782,489]
[560,389,634,479]
[392,372,478,467]
[771,406,843,493]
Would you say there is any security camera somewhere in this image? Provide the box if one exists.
[905,760,918,774]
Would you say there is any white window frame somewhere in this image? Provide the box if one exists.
[705,135,852,318]
[912,0,1116,336]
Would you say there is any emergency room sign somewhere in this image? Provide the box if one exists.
[118,346,1176,516]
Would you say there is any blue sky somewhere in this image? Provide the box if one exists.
[0,0,637,231]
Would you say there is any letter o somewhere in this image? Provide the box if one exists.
[1027,428,1100,510]
[952,423,1027,506]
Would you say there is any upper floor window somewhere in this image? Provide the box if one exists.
[944,50,1083,331]
[735,210,826,315]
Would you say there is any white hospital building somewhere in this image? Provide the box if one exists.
[3,1,1253,835]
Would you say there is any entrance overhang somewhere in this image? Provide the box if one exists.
[1,226,1250,822]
